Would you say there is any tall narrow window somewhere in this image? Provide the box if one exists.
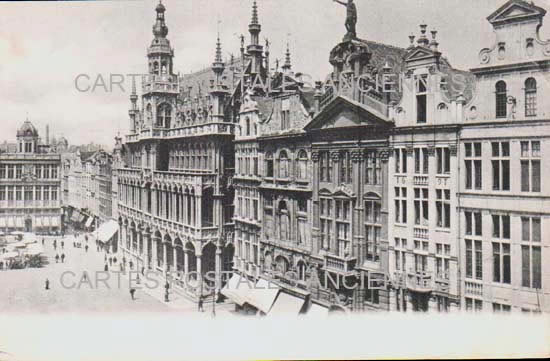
[319,151,332,182]
[521,217,541,289]
[365,199,381,261]
[465,143,482,190]
[496,81,507,118]
[278,151,289,178]
[265,152,274,178]
[297,150,308,180]
[525,78,537,117]
[339,151,351,183]
[416,75,427,123]
[521,141,541,192]
[491,142,510,191]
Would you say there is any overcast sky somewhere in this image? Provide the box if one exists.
[0,0,549,149]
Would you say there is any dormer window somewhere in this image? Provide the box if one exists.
[416,75,428,123]
[281,98,290,130]
[496,81,507,118]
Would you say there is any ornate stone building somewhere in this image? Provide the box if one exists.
[117,1,236,301]
[0,120,62,233]
[116,0,549,313]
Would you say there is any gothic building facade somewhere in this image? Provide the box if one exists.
[117,0,549,313]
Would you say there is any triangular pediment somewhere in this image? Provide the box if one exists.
[487,0,546,24]
[405,47,439,62]
[304,95,389,131]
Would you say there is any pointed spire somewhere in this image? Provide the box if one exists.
[251,0,259,25]
[215,33,223,63]
[282,42,292,71]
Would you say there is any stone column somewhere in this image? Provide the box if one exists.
[196,251,203,297]
[184,249,189,275]
[311,151,320,254]
[144,232,150,269]
[173,245,178,272]
[152,237,158,270]
[163,241,168,276]
[215,246,222,290]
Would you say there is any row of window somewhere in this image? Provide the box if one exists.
[394,147,451,175]
[0,185,58,201]
[0,164,58,179]
[394,187,451,229]
[465,298,540,314]
[464,141,541,192]
[264,150,308,179]
[319,198,382,260]
[263,198,308,245]
[464,214,541,289]
[495,78,537,118]
[319,150,382,185]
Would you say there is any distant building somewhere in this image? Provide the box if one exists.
[0,120,62,233]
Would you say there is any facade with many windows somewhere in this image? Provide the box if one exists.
[0,121,62,233]
[458,0,550,314]
[115,0,549,313]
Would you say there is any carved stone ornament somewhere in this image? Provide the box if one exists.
[351,150,363,163]
[331,151,341,162]
[311,151,320,162]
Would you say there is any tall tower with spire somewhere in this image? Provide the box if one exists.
[141,1,179,129]
[247,0,264,77]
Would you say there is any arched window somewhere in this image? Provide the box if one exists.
[278,201,290,241]
[297,150,308,180]
[157,104,172,128]
[279,151,289,178]
[297,261,306,281]
[265,152,274,178]
[525,78,537,117]
[496,81,507,118]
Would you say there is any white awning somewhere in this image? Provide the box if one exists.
[269,292,306,315]
[95,220,118,243]
[245,278,280,314]
[221,273,255,306]
[303,303,329,318]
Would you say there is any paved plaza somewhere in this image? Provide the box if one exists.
[0,234,234,315]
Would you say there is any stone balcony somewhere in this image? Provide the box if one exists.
[126,122,234,143]
[413,175,429,186]
[117,168,216,187]
[406,269,433,293]
[324,253,357,276]
[464,280,483,297]
[142,74,179,94]
[413,227,429,240]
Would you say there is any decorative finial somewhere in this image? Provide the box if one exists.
[283,41,292,71]
[215,34,223,63]
[251,0,259,25]
[417,24,429,46]
[409,34,416,47]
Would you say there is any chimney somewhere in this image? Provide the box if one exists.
[46,125,50,145]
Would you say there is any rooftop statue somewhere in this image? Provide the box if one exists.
[333,0,357,40]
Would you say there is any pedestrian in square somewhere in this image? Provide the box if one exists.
[61,253,65,263]
[109,257,113,266]
[130,288,136,300]
[45,278,49,290]
[42,238,44,245]
[129,260,133,270]
[104,263,108,272]
[61,241,64,249]
[85,245,88,253]
[113,256,117,264]
[141,266,145,276]
[55,254,59,263]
